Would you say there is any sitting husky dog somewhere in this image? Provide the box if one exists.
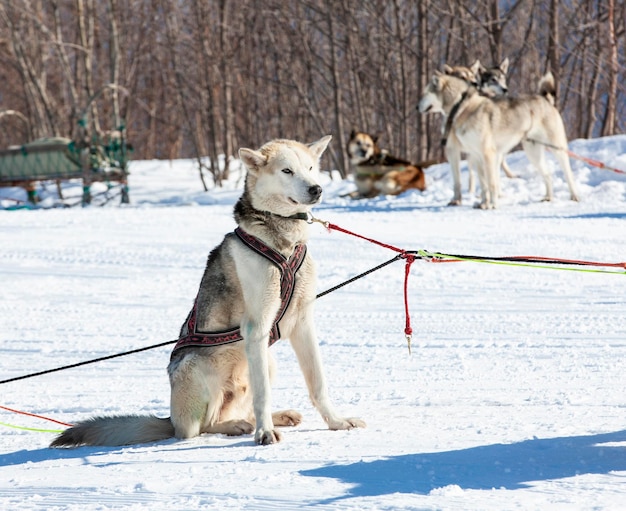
[443,59,516,200]
[346,130,428,198]
[51,136,365,447]
[418,71,579,209]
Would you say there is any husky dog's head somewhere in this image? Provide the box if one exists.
[443,61,481,86]
[442,59,509,98]
[478,58,509,97]
[418,71,475,116]
[346,130,380,165]
[418,72,448,115]
[238,136,331,217]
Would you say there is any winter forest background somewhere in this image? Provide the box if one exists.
[0,0,623,183]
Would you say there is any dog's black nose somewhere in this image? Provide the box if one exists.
[308,185,322,200]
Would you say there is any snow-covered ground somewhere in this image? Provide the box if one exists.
[1,136,625,510]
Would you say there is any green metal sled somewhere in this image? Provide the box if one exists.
[0,136,129,205]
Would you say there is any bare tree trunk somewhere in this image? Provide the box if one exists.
[218,0,235,180]
[162,0,208,191]
[344,12,366,134]
[601,0,617,136]
[77,0,100,137]
[0,3,56,137]
[392,0,409,159]
[585,54,601,138]
[106,0,121,130]
[326,1,347,178]
[50,1,80,131]
[488,0,502,63]
[548,0,560,102]
[417,0,430,161]
[0,0,624,162]
[191,0,220,186]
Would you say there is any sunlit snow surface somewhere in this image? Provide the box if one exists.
[1,136,625,510]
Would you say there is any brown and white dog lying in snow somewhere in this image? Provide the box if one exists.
[345,130,436,198]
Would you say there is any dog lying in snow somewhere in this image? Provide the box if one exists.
[345,130,436,198]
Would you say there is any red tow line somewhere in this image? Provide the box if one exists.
[311,218,416,354]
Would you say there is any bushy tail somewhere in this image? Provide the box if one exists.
[538,71,556,105]
[50,415,174,448]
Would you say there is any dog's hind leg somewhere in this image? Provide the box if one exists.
[549,127,580,201]
[471,151,497,209]
[169,353,235,439]
[501,159,517,179]
[539,110,580,202]
[472,156,490,209]
[200,350,257,436]
[201,351,301,434]
[522,140,553,201]
[554,149,579,201]
[272,410,303,427]
[485,145,500,209]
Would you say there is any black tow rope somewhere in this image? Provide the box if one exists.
[0,255,402,386]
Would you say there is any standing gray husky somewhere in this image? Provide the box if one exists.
[51,136,365,447]
[419,71,579,209]
[443,59,516,198]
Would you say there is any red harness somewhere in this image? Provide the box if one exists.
[172,227,307,354]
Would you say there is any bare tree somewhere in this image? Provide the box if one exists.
[106,0,121,131]
[601,0,618,136]
[0,0,624,174]
[162,0,209,190]
[416,0,430,161]
[547,0,560,100]
[0,2,57,137]
[326,0,348,178]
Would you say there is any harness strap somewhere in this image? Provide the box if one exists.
[441,91,469,147]
[172,227,307,354]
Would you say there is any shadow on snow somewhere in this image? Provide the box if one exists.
[301,430,626,499]
[2,430,625,499]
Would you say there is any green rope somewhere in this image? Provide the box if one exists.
[417,250,626,275]
[0,421,63,434]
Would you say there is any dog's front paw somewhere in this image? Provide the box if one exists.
[447,199,462,206]
[255,428,283,445]
[327,417,366,430]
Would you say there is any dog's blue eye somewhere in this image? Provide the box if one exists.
[282,168,293,175]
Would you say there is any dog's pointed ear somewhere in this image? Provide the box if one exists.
[443,64,453,74]
[239,147,267,174]
[500,57,509,74]
[471,60,483,75]
[308,135,332,159]
[432,71,443,88]
[350,129,356,139]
